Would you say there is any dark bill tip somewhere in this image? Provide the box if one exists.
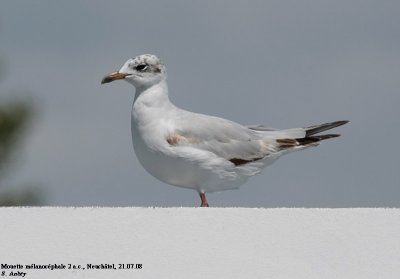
[101,76,113,84]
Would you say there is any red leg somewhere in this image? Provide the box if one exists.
[199,192,209,207]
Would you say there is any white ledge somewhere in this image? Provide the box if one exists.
[1,208,399,279]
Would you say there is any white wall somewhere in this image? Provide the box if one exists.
[1,208,399,278]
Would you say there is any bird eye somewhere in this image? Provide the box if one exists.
[135,64,148,71]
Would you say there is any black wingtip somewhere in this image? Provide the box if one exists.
[305,120,349,136]
[321,133,341,139]
[297,133,341,145]
[336,120,350,126]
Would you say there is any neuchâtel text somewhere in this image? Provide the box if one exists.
[0,263,142,277]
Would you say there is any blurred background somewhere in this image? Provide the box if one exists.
[0,1,399,207]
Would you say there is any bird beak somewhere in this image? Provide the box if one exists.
[101,72,129,84]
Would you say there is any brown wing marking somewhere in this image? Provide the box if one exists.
[166,133,202,146]
[229,157,265,166]
[276,138,299,149]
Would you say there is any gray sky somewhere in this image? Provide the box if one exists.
[0,1,399,207]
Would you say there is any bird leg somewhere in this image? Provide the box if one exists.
[199,192,209,207]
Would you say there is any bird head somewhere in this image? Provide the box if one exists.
[101,54,166,90]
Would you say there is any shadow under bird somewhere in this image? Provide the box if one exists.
[101,54,348,207]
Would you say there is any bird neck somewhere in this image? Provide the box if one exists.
[133,79,172,109]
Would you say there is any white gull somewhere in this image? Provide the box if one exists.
[102,54,348,207]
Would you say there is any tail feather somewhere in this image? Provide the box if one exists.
[305,120,349,137]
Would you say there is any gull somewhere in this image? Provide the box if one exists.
[101,54,348,207]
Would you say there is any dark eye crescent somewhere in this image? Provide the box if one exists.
[135,64,148,71]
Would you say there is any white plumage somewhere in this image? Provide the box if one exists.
[102,54,348,206]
